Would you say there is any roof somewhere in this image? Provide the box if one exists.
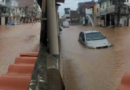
[78,1,95,5]
[78,1,95,9]
[56,0,65,3]
[64,8,70,10]
[82,30,99,34]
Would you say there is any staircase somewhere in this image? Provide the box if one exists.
[86,14,95,26]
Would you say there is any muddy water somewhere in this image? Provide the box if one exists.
[115,27,130,88]
[0,23,40,75]
[61,26,115,90]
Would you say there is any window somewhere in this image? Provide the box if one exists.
[112,1,114,5]
[66,17,70,19]
[65,10,69,14]
[86,32,105,41]
[81,32,84,39]
[80,32,85,39]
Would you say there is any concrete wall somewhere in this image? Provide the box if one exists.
[120,16,127,26]
[94,16,100,26]
[129,19,130,26]
[101,20,104,26]
[85,8,93,14]
[1,17,5,25]
[100,0,111,10]
[94,4,100,15]
[0,0,6,5]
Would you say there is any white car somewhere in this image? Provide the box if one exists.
[62,21,69,28]
[78,30,111,49]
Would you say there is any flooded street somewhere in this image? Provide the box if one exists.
[61,26,115,90]
[0,23,40,75]
[115,27,130,88]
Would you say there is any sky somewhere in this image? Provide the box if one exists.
[58,0,98,18]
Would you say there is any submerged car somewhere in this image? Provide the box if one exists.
[78,30,111,49]
[6,23,15,26]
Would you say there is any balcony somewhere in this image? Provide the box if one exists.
[98,0,114,3]
[97,5,115,16]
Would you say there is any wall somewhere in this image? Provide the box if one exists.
[101,20,104,26]
[0,0,6,5]
[85,8,92,14]
[100,0,111,10]
[94,16,100,26]
[120,16,127,26]
[94,4,100,15]
[1,17,5,25]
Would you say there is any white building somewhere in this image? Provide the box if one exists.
[85,8,93,14]
[64,8,71,23]
[0,0,6,5]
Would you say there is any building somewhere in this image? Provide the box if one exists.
[6,0,20,23]
[115,0,129,26]
[77,1,95,25]
[0,0,6,5]
[16,0,40,23]
[93,3,100,26]
[70,10,78,25]
[97,0,130,27]
[0,0,9,25]
[64,8,70,23]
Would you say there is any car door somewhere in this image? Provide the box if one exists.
[81,32,85,45]
[79,32,82,42]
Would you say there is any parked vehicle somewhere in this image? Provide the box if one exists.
[6,23,15,26]
[78,30,111,49]
[62,21,69,28]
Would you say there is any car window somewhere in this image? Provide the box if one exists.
[81,32,85,39]
[86,32,105,41]
[79,32,82,37]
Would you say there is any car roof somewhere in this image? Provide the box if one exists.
[82,30,99,34]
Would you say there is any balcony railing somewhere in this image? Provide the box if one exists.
[97,5,115,16]
[97,4,129,17]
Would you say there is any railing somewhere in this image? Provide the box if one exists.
[120,8,129,14]
[96,4,129,16]
[107,5,115,14]
[96,5,115,16]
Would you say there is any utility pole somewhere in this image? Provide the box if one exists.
[117,0,121,27]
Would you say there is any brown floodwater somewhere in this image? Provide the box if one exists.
[115,27,130,89]
[0,23,40,75]
[61,26,115,90]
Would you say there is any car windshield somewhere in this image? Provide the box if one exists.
[86,32,105,41]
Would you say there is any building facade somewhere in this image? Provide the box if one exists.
[77,1,95,25]
[64,8,70,23]
[0,0,9,25]
[97,0,130,27]
[70,10,78,25]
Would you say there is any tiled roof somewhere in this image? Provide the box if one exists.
[0,52,38,90]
